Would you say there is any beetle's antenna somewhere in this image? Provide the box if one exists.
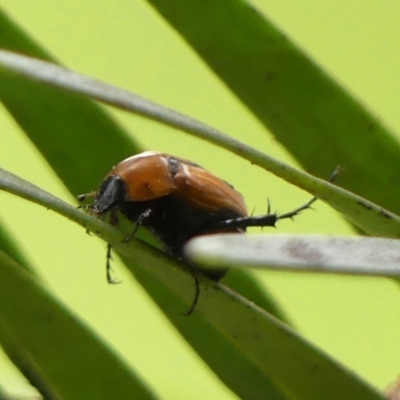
[77,191,96,203]
[77,192,97,211]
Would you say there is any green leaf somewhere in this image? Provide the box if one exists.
[0,9,293,398]
[0,6,394,397]
[0,167,386,400]
[1,50,399,239]
[122,253,386,400]
[0,165,289,400]
[0,249,156,400]
[146,0,400,216]
[0,221,33,274]
[0,9,141,194]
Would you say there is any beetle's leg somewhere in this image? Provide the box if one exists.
[184,273,200,316]
[122,208,152,243]
[216,197,311,230]
[278,165,341,220]
[106,244,121,284]
[104,209,152,284]
[276,196,317,221]
[218,166,341,231]
[216,210,279,230]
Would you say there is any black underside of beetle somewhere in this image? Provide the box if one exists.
[119,194,243,280]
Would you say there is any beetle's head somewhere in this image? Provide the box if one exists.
[92,175,126,214]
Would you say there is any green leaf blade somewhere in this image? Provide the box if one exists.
[0,9,141,194]
[147,0,400,215]
[0,6,390,399]
[0,11,294,398]
[0,250,157,400]
[1,167,386,400]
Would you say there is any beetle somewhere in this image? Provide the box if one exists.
[78,151,317,313]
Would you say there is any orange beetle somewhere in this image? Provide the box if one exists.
[87,151,248,259]
[79,151,316,312]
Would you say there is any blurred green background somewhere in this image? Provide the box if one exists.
[1,1,400,398]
